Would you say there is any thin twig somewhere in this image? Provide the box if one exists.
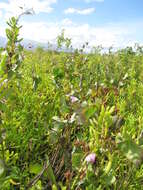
[26,161,48,189]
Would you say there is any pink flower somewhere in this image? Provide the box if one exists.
[70,96,79,103]
[85,153,96,164]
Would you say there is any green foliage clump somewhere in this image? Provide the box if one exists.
[0,16,143,190]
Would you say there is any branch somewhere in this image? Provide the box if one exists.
[26,161,48,189]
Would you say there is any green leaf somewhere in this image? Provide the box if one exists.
[104,156,112,175]
[72,153,84,170]
[48,131,59,144]
[0,159,5,178]
[52,184,58,190]
[0,53,7,75]
[29,180,42,190]
[33,76,41,91]
[84,106,96,119]
[45,155,57,186]
[5,29,11,39]
[103,172,116,186]
[29,163,42,174]
[116,133,143,166]
[53,67,64,79]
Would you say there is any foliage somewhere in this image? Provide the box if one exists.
[0,16,143,189]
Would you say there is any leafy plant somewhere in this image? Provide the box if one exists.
[0,14,143,190]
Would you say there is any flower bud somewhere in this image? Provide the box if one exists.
[85,153,96,164]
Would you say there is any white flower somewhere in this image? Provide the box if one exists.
[70,96,79,103]
[85,153,96,164]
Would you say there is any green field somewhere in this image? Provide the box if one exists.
[0,17,143,190]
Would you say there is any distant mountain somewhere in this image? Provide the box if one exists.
[0,36,47,50]
[0,36,72,52]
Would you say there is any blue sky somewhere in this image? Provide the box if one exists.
[0,0,143,48]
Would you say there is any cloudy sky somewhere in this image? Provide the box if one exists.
[0,0,143,48]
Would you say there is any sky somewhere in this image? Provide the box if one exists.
[0,0,143,48]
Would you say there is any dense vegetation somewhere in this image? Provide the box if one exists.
[0,16,143,190]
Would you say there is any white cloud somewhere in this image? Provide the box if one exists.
[0,10,2,18]
[61,18,73,26]
[21,21,60,43]
[64,7,95,15]
[17,19,139,49]
[0,14,142,49]
[0,0,57,19]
